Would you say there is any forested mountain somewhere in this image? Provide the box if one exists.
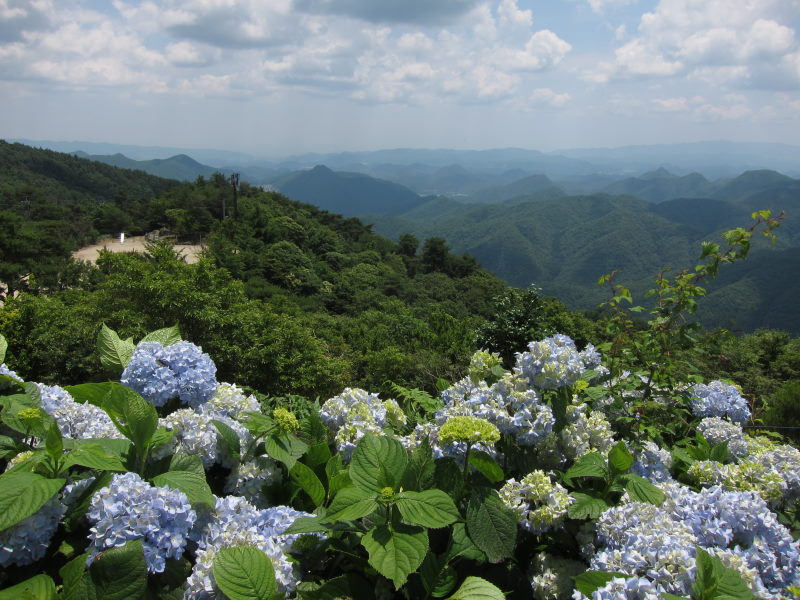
[1,141,600,399]
[72,151,221,181]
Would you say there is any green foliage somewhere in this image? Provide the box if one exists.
[212,546,277,600]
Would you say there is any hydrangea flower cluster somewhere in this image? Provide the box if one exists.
[0,496,66,568]
[86,472,196,573]
[198,383,260,421]
[559,404,616,461]
[499,470,572,534]
[186,495,319,598]
[224,455,283,508]
[37,383,123,440]
[574,576,663,600]
[514,335,600,390]
[319,388,406,459]
[697,417,749,457]
[529,552,585,600]
[690,381,751,424]
[0,363,22,382]
[688,460,787,504]
[121,341,217,408]
[584,482,800,597]
[154,408,220,467]
[468,349,503,384]
[631,441,674,484]
[439,415,500,445]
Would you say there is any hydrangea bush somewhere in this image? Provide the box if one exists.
[1,315,799,600]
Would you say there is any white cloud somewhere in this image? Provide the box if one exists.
[582,0,639,14]
[530,87,571,107]
[598,0,800,90]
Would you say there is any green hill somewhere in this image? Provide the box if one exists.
[73,151,221,181]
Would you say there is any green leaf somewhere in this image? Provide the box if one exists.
[63,443,127,472]
[305,441,332,467]
[290,461,326,507]
[88,539,148,600]
[212,546,277,600]
[328,471,352,498]
[151,471,214,508]
[59,553,95,600]
[395,489,460,528]
[448,523,485,562]
[350,434,408,493]
[465,487,516,563]
[573,572,630,597]
[264,434,308,470]
[467,450,504,484]
[212,419,241,461]
[64,383,114,408]
[140,325,181,346]
[101,384,158,450]
[564,452,608,481]
[420,552,457,598]
[97,324,136,373]
[567,493,609,520]
[0,574,57,600]
[0,334,7,364]
[296,574,375,600]
[0,375,24,397]
[362,523,428,589]
[0,435,18,460]
[401,438,436,492]
[608,441,634,474]
[551,390,569,433]
[623,474,666,506]
[445,576,505,600]
[283,515,331,535]
[710,441,730,464]
[0,471,65,531]
[326,487,379,522]
[45,421,63,461]
[434,457,464,500]
[693,547,756,600]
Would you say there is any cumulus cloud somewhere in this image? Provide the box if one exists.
[597,0,800,89]
[0,0,54,42]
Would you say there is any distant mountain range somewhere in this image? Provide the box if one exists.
[71,151,222,181]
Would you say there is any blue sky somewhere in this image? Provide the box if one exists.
[1,0,798,156]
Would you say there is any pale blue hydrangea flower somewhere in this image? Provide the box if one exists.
[186,496,319,599]
[198,383,260,421]
[755,444,800,498]
[572,576,664,600]
[154,408,219,468]
[514,335,596,390]
[529,552,586,600]
[86,472,196,573]
[0,496,66,567]
[37,383,123,439]
[121,341,217,408]
[697,417,749,457]
[560,404,616,460]
[499,471,572,534]
[631,441,674,483]
[690,381,750,424]
[319,388,387,430]
[0,363,22,382]
[224,455,282,508]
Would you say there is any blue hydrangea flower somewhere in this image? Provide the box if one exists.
[86,472,196,573]
[0,497,66,568]
[0,363,22,382]
[514,335,596,390]
[697,417,748,457]
[121,341,217,408]
[631,441,674,484]
[690,381,751,424]
[37,383,123,440]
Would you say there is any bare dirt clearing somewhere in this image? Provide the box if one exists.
[72,236,204,264]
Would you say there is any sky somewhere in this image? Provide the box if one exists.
[1,0,799,157]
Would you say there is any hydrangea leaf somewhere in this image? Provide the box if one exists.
[0,471,65,531]
[96,324,135,373]
[608,441,634,474]
[420,551,458,598]
[467,450,504,484]
[140,325,181,346]
[693,547,756,600]
[59,552,96,600]
[395,490,461,528]
[445,576,505,600]
[434,457,464,499]
[350,434,408,493]
[283,515,331,535]
[88,539,148,600]
[101,384,157,450]
[305,441,332,467]
[567,492,609,520]
[448,522,485,562]
[167,452,205,476]
[623,474,666,506]
[564,452,607,481]
[63,444,127,472]
[573,572,631,597]
[0,334,7,364]
[64,383,115,408]
[151,471,214,508]
[295,574,374,600]
[264,433,308,470]
[0,574,57,600]
[212,546,276,600]
[325,486,378,522]
[465,487,516,563]
[212,419,241,462]
[401,437,436,492]
[290,461,326,507]
[362,523,428,589]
